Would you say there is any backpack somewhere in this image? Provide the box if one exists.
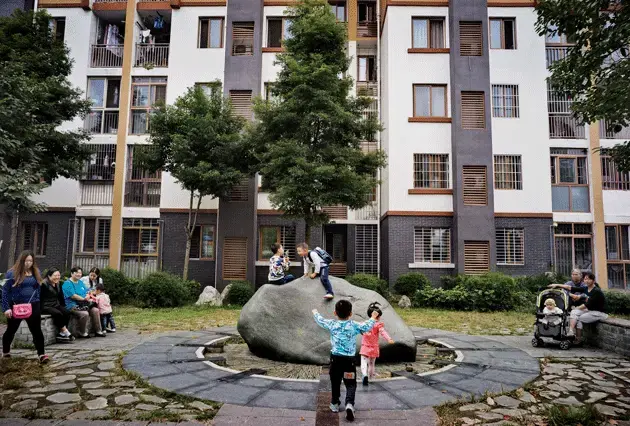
[308,247,333,265]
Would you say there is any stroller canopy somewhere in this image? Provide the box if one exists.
[536,289,569,312]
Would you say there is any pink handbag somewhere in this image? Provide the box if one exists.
[12,291,36,319]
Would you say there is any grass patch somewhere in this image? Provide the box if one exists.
[0,357,43,390]
[137,409,183,422]
[114,305,241,333]
[545,404,603,426]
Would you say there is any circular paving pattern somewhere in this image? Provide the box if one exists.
[122,326,540,411]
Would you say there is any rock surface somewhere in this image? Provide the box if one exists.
[196,286,223,306]
[237,276,417,364]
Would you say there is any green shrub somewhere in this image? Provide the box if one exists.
[394,273,431,296]
[605,290,630,315]
[224,280,255,306]
[347,274,389,298]
[515,272,568,294]
[136,272,196,308]
[101,268,136,305]
[184,279,202,302]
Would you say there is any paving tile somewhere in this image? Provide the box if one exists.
[376,379,426,392]
[275,381,319,392]
[123,361,180,379]
[187,383,265,404]
[0,420,30,426]
[249,389,316,410]
[25,421,62,426]
[168,346,203,362]
[148,373,208,392]
[475,368,540,386]
[215,404,254,416]
[449,378,512,396]
[393,387,454,408]
[233,377,277,388]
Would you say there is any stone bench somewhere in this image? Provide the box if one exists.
[583,317,630,357]
[14,312,95,347]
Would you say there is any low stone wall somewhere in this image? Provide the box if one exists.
[583,317,630,357]
[15,315,57,346]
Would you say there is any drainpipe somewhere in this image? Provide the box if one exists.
[376,0,381,277]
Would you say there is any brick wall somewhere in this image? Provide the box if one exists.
[495,217,553,276]
[583,318,630,358]
[160,212,217,289]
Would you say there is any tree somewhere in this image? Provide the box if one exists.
[141,85,249,280]
[247,0,386,242]
[535,0,630,169]
[0,10,91,268]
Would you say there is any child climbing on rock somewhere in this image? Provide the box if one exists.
[297,242,334,299]
[360,302,394,385]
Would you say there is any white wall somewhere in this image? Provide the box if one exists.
[159,171,219,209]
[489,7,552,214]
[381,6,452,213]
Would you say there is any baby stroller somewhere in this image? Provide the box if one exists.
[532,289,572,350]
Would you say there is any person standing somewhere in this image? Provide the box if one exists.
[40,268,73,342]
[1,251,50,363]
[62,267,105,338]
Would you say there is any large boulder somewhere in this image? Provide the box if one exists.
[237,276,417,365]
[195,286,222,306]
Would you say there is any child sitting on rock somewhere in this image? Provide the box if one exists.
[268,243,295,285]
[297,242,334,300]
[360,302,394,386]
[313,300,379,421]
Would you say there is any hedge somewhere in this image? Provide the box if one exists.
[394,273,431,296]
[135,272,200,308]
[223,281,255,306]
[346,274,390,298]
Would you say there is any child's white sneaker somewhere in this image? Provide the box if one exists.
[323,293,334,300]
[345,403,355,421]
[329,403,340,413]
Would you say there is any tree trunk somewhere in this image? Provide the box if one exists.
[305,222,311,246]
[7,210,19,270]
[183,191,203,281]
[183,235,192,281]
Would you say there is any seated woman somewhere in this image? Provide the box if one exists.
[62,266,105,338]
[549,272,607,344]
[80,267,102,292]
[40,268,73,342]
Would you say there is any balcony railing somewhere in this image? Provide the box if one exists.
[357,81,377,97]
[85,110,119,134]
[91,44,124,68]
[124,181,161,207]
[81,182,114,205]
[354,201,378,221]
[73,254,110,271]
[360,141,377,153]
[546,46,569,68]
[357,21,377,38]
[600,120,630,139]
[549,114,585,139]
[121,256,159,279]
[93,0,126,2]
[135,43,170,68]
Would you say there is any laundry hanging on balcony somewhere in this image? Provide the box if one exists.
[103,24,122,56]
[153,13,164,30]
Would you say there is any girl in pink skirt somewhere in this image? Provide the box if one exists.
[360,302,394,385]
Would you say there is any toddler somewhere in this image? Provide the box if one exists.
[359,302,394,386]
[313,300,379,422]
[542,298,563,326]
[95,283,116,333]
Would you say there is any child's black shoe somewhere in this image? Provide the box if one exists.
[362,376,369,386]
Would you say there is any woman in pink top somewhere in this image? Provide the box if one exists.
[360,302,394,386]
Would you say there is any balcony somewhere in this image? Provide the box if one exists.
[546,46,569,68]
[81,181,114,205]
[600,120,630,139]
[124,181,161,207]
[135,43,170,68]
[357,81,377,97]
[357,21,377,38]
[549,114,585,139]
[85,110,119,134]
[73,254,110,271]
[90,44,124,68]
[354,201,378,221]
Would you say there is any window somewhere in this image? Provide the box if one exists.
[601,154,630,190]
[358,56,376,82]
[195,82,222,97]
[355,224,378,274]
[264,83,277,101]
[190,225,215,260]
[86,78,121,134]
[413,85,447,117]
[491,85,519,118]
[462,166,488,206]
[496,228,524,265]
[50,17,66,43]
[461,91,485,129]
[554,223,592,276]
[125,145,162,207]
[267,18,292,48]
[330,1,346,22]
[82,144,116,181]
[460,21,483,56]
[258,226,296,260]
[464,241,490,274]
[198,18,224,48]
[229,90,253,120]
[489,18,515,50]
[232,22,254,56]
[545,25,574,45]
[412,18,445,49]
[78,218,111,253]
[494,155,522,190]
[21,223,47,256]
[358,2,376,22]
[413,154,449,189]
[547,82,584,139]
[414,228,451,263]
[606,224,630,289]
[130,77,167,134]
[121,218,160,279]
[550,148,589,212]
[223,237,247,280]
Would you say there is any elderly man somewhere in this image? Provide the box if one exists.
[564,269,587,307]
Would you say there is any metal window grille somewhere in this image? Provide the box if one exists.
[232,22,254,56]
[547,82,585,139]
[258,225,296,260]
[121,218,161,279]
[462,166,488,205]
[491,85,519,118]
[461,91,485,129]
[355,224,378,274]
[82,144,116,181]
[413,154,449,189]
[601,155,630,190]
[459,22,483,56]
[414,228,451,263]
[496,228,524,265]
[600,119,630,140]
[494,155,522,190]
[125,145,162,207]
[464,241,490,274]
[21,222,47,256]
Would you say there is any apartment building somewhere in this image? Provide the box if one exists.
[3,0,630,291]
